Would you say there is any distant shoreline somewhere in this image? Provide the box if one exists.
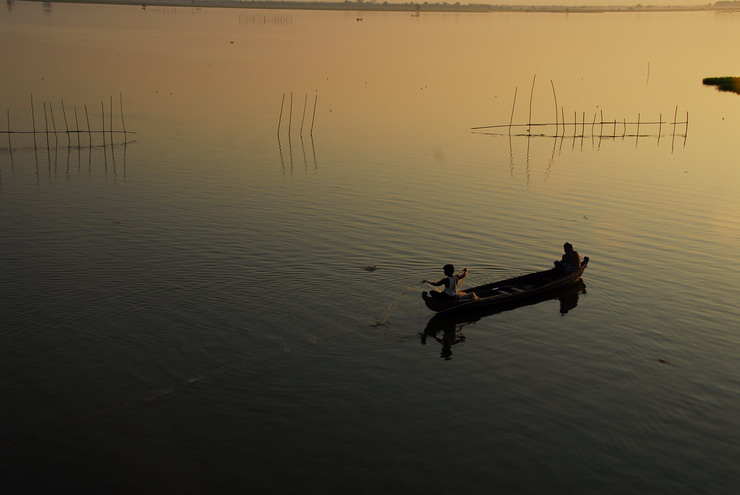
[20,0,740,15]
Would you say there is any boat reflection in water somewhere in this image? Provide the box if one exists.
[420,280,587,360]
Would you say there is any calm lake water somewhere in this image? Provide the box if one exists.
[1,2,739,493]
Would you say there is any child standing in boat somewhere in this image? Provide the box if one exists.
[422,264,478,300]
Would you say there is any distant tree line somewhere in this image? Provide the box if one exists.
[27,0,740,14]
[713,0,740,7]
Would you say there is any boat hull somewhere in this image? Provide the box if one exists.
[422,257,589,313]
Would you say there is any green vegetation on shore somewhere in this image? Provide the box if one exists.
[703,77,740,94]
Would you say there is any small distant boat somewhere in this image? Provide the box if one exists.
[422,257,589,313]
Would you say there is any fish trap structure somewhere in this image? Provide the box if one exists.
[473,76,689,144]
[276,91,319,138]
[275,91,320,176]
[1,93,136,153]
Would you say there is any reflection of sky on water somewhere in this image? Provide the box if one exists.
[1,6,740,494]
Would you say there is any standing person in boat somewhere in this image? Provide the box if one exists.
[421,264,478,300]
[556,242,581,273]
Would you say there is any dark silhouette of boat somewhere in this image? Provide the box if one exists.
[422,257,589,314]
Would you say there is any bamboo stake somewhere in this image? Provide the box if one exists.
[671,106,678,152]
[591,112,597,137]
[508,86,518,133]
[61,98,70,145]
[74,106,80,148]
[673,105,678,136]
[49,103,59,146]
[580,112,586,146]
[31,94,37,149]
[310,93,318,136]
[43,102,49,147]
[277,93,285,135]
[300,93,308,135]
[646,62,650,86]
[85,105,92,143]
[120,93,127,136]
[101,101,106,147]
[109,95,114,143]
[550,80,558,137]
[612,119,616,139]
[658,113,662,145]
[623,119,627,138]
[636,113,641,137]
[561,107,565,135]
[527,75,536,134]
[288,92,293,136]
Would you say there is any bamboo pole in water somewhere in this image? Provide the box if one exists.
[673,105,678,136]
[550,80,558,137]
[61,98,70,145]
[574,111,577,137]
[101,101,106,147]
[683,111,689,146]
[591,112,597,137]
[288,92,293,136]
[300,93,308,135]
[30,94,37,149]
[527,75,536,134]
[120,93,127,136]
[685,111,689,134]
[50,102,59,147]
[582,112,586,138]
[43,102,50,149]
[109,95,114,144]
[85,105,92,143]
[74,107,80,148]
[277,94,285,135]
[671,106,677,152]
[310,93,318,137]
[561,107,565,135]
[508,86,518,133]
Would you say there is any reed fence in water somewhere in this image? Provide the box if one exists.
[2,93,136,152]
[473,76,689,144]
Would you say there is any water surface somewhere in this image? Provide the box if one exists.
[1,4,739,493]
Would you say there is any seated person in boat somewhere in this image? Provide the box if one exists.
[422,264,478,300]
[554,242,581,273]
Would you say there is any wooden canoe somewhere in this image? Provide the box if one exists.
[422,257,589,313]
